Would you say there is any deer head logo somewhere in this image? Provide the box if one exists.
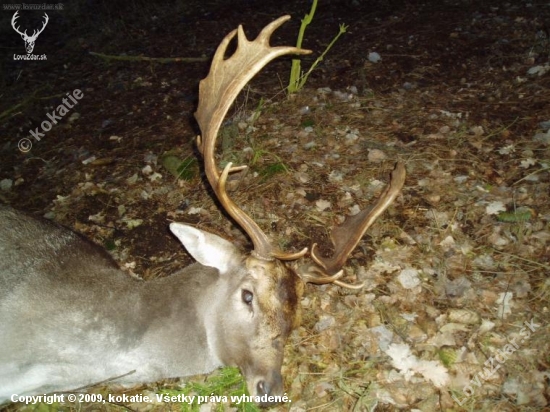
[11,11,49,54]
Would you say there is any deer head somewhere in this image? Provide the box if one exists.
[193,14,406,396]
[11,11,49,54]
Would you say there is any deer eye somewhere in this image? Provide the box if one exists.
[241,289,253,305]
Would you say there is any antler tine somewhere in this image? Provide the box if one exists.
[298,265,365,289]
[195,15,311,261]
[302,162,406,286]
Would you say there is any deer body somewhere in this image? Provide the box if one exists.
[0,206,301,404]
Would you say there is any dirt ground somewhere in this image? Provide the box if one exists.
[1,0,549,411]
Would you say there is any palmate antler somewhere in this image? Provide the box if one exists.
[194,15,406,287]
[195,15,310,261]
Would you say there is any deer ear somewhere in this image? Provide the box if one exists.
[169,223,241,273]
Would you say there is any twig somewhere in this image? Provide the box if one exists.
[89,51,209,63]
[0,86,47,121]
[492,249,550,270]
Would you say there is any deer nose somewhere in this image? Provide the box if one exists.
[256,372,283,405]
[257,380,268,396]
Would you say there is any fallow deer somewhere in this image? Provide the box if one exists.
[0,15,405,406]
